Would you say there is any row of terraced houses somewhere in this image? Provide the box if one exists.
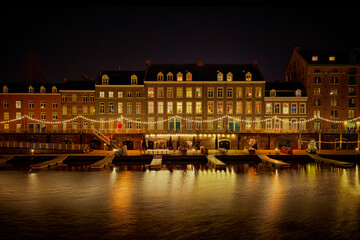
[1,47,360,150]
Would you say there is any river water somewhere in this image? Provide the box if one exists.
[0,162,359,240]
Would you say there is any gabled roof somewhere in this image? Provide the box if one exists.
[97,70,145,85]
[145,63,265,82]
[0,82,62,93]
[60,80,95,91]
[265,82,307,97]
[298,48,360,65]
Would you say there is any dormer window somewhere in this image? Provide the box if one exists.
[177,72,183,81]
[186,72,192,81]
[245,72,252,81]
[227,72,233,81]
[157,72,164,81]
[312,56,318,61]
[40,86,46,93]
[167,72,173,81]
[52,86,57,93]
[102,74,109,85]
[131,75,138,85]
[217,72,223,81]
[270,89,276,97]
[3,86,8,93]
[329,56,335,61]
[295,89,301,97]
[29,86,34,93]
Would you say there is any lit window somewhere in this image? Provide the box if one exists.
[312,56,318,61]
[148,102,154,114]
[148,88,154,98]
[329,56,335,61]
[186,72,192,81]
[176,102,183,113]
[177,72,183,81]
[207,102,214,114]
[283,103,289,114]
[99,91,105,98]
[52,86,57,93]
[295,89,301,97]
[186,87,192,98]
[40,101,46,109]
[227,72,233,81]
[227,101,233,114]
[176,87,183,98]
[217,72,223,81]
[29,86,34,93]
[40,86,45,93]
[16,101,21,108]
[245,72,252,81]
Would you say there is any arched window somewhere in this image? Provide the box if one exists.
[295,89,301,97]
[227,72,233,81]
[186,72,192,81]
[3,86,8,93]
[313,69,322,74]
[217,72,223,81]
[131,75,138,85]
[29,86,34,93]
[245,72,252,81]
[40,86,46,93]
[52,86,58,93]
[157,72,164,81]
[167,72,173,81]
[177,72,183,81]
[102,74,109,85]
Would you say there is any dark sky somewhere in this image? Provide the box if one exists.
[1,6,359,83]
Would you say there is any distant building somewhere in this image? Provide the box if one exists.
[143,60,265,134]
[284,47,360,132]
[59,79,96,131]
[264,82,308,132]
[0,83,61,132]
[95,70,146,133]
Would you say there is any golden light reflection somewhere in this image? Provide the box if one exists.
[265,168,284,219]
[110,171,134,224]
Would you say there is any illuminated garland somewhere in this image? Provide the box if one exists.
[1,114,360,125]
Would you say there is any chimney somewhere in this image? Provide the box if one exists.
[197,59,204,66]
[252,59,258,66]
[146,59,151,66]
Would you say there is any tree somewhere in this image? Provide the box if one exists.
[307,139,318,154]
[19,50,46,84]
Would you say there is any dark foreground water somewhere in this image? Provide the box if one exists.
[0,163,359,240]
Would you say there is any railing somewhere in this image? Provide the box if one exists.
[94,129,110,145]
[0,141,89,151]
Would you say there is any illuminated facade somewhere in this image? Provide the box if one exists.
[284,47,360,132]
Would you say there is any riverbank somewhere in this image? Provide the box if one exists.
[0,148,359,171]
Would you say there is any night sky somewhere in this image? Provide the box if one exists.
[1,6,359,84]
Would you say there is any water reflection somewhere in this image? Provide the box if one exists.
[0,162,360,239]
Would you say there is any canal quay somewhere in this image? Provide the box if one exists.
[0,147,358,171]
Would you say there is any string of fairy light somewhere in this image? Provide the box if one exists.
[1,114,360,125]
